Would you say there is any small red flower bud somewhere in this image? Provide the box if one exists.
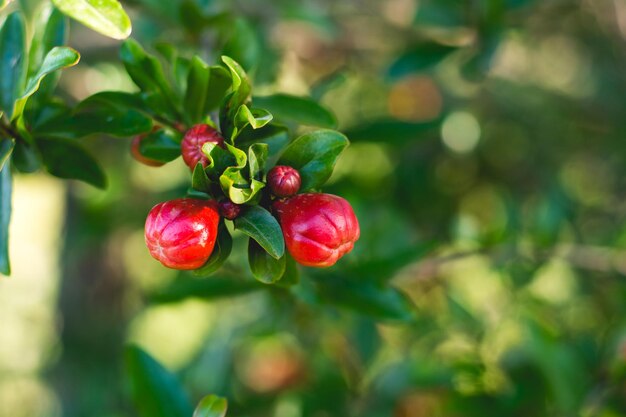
[219,200,241,220]
[267,165,301,197]
[181,124,225,169]
[145,198,220,270]
[131,132,164,167]
[273,193,360,267]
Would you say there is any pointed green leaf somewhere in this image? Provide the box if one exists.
[204,66,231,113]
[248,238,286,284]
[0,12,27,119]
[36,137,106,188]
[278,129,349,191]
[13,46,80,118]
[51,0,131,40]
[248,143,267,180]
[253,94,337,128]
[234,206,284,259]
[12,139,40,173]
[276,254,300,288]
[193,394,228,417]
[191,163,211,192]
[231,104,272,139]
[125,345,194,417]
[184,56,211,124]
[0,158,12,275]
[388,42,457,79]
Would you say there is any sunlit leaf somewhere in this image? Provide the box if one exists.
[52,0,131,40]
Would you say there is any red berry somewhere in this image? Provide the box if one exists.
[267,165,301,197]
[131,132,164,167]
[219,200,241,220]
[273,193,360,267]
[145,198,220,270]
[181,124,225,169]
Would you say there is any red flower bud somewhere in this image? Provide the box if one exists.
[273,193,360,267]
[131,131,164,167]
[267,165,301,197]
[145,198,220,270]
[219,200,241,220]
[181,124,225,169]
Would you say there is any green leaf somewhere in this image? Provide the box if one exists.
[248,143,267,180]
[191,163,211,192]
[36,137,106,188]
[343,118,440,144]
[184,56,211,124]
[315,278,416,322]
[194,395,228,417]
[204,66,231,112]
[234,206,284,259]
[149,277,261,304]
[253,94,337,128]
[221,56,250,101]
[248,239,286,284]
[219,170,265,204]
[125,345,194,417]
[388,43,457,79]
[138,128,182,163]
[120,39,179,118]
[12,139,40,173]
[232,104,273,140]
[0,158,11,275]
[202,142,236,178]
[278,129,349,191]
[276,254,300,288]
[13,46,80,118]
[237,124,289,168]
[0,138,14,171]
[192,222,232,277]
[0,12,27,119]
[28,7,68,97]
[51,0,131,40]
[35,105,153,138]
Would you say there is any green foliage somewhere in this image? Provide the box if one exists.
[193,395,228,417]
[234,206,284,259]
[0,157,11,275]
[51,0,131,39]
[125,345,194,417]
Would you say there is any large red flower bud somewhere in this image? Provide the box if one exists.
[267,165,301,197]
[145,198,220,270]
[273,193,360,267]
[181,124,225,169]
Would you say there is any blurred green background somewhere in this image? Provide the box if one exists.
[2,0,626,416]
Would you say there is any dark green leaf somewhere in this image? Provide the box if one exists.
[388,43,457,79]
[253,94,337,128]
[138,128,182,163]
[204,66,231,112]
[0,12,27,119]
[191,163,211,192]
[0,158,11,275]
[51,0,131,40]
[234,206,284,259]
[315,278,416,322]
[125,345,193,417]
[192,222,232,277]
[0,138,14,171]
[184,56,211,124]
[35,105,153,138]
[276,254,300,288]
[278,129,349,191]
[120,39,179,118]
[193,395,228,417]
[12,139,40,173]
[149,277,261,304]
[14,46,80,117]
[343,118,440,144]
[237,124,289,168]
[36,137,106,188]
[202,142,236,178]
[248,238,286,284]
